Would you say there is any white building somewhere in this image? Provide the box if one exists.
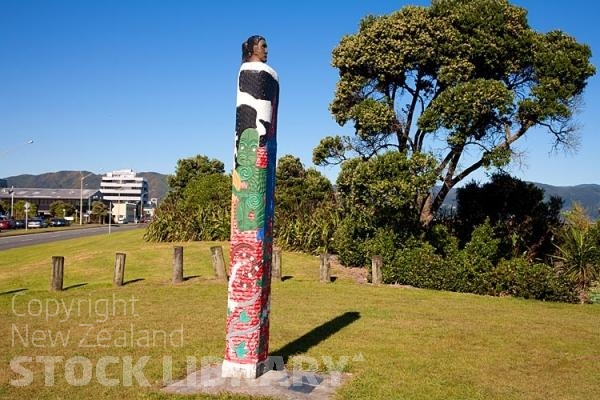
[143,198,158,219]
[100,169,149,222]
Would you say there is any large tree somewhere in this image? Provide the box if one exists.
[49,201,76,217]
[313,0,595,228]
[167,155,225,196]
[0,200,9,215]
[90,200,108,224]
[13,200,37,219]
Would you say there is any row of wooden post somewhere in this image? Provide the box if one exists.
[51,253,127,291]
[318,253,383,284]
[49,248,384,291]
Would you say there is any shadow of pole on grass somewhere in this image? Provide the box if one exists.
[123,278,145,286]
[0,288,28,296]
[63,283,88,291]
[270,311,361,364]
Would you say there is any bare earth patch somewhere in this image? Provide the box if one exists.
[328,255,368,284]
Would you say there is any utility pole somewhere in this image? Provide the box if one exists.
[80,171,94,225]
[9,186,14,218]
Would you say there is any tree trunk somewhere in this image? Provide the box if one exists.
[419,181,454,229]
[419,193,435,228]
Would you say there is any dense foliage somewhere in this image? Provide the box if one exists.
[0,200,9,215]
[274,155,337,253]
[376,222,578,302]
[12,200,37,219]
[90,200,108,224]
[333,151,437,266]
[48,200,76,218]
[144,155,231,242]
[454,173,563,261]
[145,151,599,302]
[552,204,600,301]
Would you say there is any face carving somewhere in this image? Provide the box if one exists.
[242,36,268,63]
[237,128,259,167]
[250,39,268,63]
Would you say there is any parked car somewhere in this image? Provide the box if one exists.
[0,219,15,230]
[14,220,26,229]
[50,218,69,227]
[27,219,47,228]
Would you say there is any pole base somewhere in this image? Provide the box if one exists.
[221,359,269,379]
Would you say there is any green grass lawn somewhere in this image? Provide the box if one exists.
[1,230,599,399]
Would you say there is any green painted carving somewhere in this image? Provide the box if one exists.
[233,128,266,232]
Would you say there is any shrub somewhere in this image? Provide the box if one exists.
[384,239,447,289]
[455,220,500,294]
[589,282,600,304]
[332,216,371,267]
[275,201,340,254]
[551,203,600,301]
[491,258,578,302]
[363,228,400,280]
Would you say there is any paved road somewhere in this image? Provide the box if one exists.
[0,224,145,251]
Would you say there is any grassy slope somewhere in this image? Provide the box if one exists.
[0,230,598,399]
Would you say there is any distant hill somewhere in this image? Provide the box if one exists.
[535,182,600,218]
[442,182,600,219]
[2,171,170,200]
[138,172,170,201]
[3,171,600,218]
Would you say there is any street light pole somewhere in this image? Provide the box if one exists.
[9,186,14,218]
[80,171,94,225]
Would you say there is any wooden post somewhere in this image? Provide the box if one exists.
[272,248,282,281]
[114,252,126,287]
[50,256,64,291]
[371,255,383,284]
[173,246,184,283]
[210,246,227,281]
[320,253,331,283]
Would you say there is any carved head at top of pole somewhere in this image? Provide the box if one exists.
[242,35,268,63]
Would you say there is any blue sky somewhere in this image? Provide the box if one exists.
[1,0,599,186]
